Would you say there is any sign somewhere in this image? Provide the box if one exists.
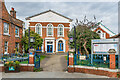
[103,56,106,61]
[80,56,86,60]
[92,38,119,54]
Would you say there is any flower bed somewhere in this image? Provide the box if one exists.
[4,61,20,73]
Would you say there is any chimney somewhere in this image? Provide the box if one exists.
[10,7,16,18]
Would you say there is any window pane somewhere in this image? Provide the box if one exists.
[4,23,9,34]
[4,42,8,52]
[15,27,19,36]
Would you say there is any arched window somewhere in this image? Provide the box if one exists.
[47,24,53,36]
[58,40,63,51]
[97,30,106,39]
[35,23,42,36]
[58,24,64,37]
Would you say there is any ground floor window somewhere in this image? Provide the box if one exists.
[4,41,8,53]
[15,42,19,52]
[58,40,63,51]
[36,46,42,51]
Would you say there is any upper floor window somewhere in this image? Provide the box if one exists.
[58,24,64,37]
[47,24,53,36]
[15,26,19,37]
[4,22,9,35]
[96,30,106,39]
[35,23,42,36]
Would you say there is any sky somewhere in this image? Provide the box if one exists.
[4,1,119,34]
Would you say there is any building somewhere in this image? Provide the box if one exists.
[94,23,116,39]
[26,10,72,53]
[0,1,24,55]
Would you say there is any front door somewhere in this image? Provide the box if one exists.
[47,45,53,53]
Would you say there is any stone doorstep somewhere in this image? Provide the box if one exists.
[68,65,119,72]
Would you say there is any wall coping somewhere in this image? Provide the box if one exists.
[68,65,119,72]
[0,64,4,66]
[20,64,34,66]
[0,64,34,66]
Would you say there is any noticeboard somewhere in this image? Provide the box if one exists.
[92,38,119,54]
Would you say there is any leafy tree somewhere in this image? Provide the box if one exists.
[21,30,43,52]
[68,16,100,56]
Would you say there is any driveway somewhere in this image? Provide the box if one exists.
[40,54,67,72]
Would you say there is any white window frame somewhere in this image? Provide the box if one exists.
[47,24,53,36]
[35,23,42,36]
[57,24,64,37]
[15,26,19,37]
[3,22,9,35]
[4,41,8,53]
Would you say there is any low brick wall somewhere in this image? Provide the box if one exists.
[68,65,120,78]
[0,64,34,72]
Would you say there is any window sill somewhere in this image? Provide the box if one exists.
[15,36,20,38]
[3,33,10,36]
[57,35,64,37]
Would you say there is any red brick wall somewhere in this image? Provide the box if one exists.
[68,67,118,78]
[29,22,70,52]
[94,27,110,39]
[0,1,23,54]
[0,65,34,72]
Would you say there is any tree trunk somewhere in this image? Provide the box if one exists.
[79,46,82,55]
[83,41,89,57]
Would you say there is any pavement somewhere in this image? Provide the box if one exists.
[2,54,109,78]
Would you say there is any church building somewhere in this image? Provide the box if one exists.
[26,10,72,53]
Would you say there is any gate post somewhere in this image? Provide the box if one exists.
[108,49,116,69]
[29,49,35,64]
[69,53,74,65]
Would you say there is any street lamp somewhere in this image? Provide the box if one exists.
[74,25,77,65]
[30,37,35,43]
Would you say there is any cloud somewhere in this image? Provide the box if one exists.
[5,2,118,34]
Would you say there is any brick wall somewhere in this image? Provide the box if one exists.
[0,64,34,72]
[29,22,70,52]
[68,66,119,78]
[94,27,110,38]
[0,1,23,54]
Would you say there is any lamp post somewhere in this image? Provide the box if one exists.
[74,25,77,65]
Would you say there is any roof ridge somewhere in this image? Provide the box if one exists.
[25,9,73,22]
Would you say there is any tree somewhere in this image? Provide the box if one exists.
[21,30,43,53]
[68,16,100,56]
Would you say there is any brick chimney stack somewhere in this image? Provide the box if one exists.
[10,7,16,18]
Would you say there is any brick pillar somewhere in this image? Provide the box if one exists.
[69,53,74,65]
[29,55,34,64]
[109,54,116,69]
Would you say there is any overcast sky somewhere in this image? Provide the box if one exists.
[5,1,118,34]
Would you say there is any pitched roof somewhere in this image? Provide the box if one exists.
[94,23,116,36]
[109,33,120,38]
[100,23,116,35]
[25,10,73,22]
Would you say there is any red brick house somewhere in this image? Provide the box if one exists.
[0,1,24,55]
[94,23,116,39]
[26,10,72,53]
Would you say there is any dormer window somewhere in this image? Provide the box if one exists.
[35,23,42,36]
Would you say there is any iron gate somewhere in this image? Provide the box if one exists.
[34,52,40,69]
